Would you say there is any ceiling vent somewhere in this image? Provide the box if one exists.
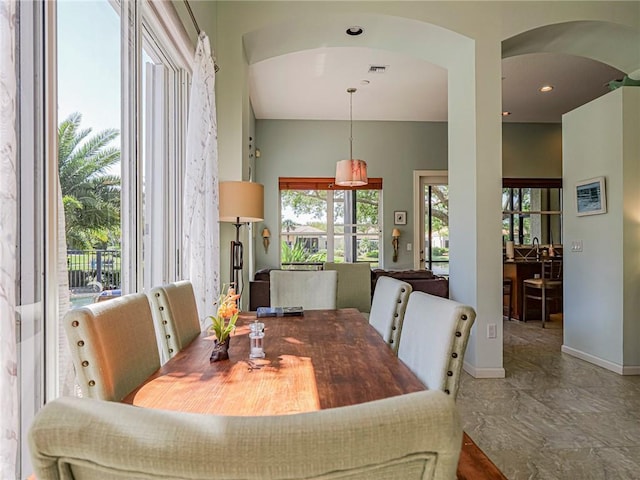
[368,65,388,74]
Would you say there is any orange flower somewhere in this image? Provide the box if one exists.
[208,284,240,342]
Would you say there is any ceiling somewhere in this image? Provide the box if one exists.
[248,48,625,124]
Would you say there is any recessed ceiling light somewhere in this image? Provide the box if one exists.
[502,111,511,117]
[539,85,554,93]
[360,79,370,85]
[346,26,364,36]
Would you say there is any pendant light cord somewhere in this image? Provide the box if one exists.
[347,87,356,160]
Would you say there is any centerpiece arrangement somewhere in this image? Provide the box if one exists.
[208,285,240,362]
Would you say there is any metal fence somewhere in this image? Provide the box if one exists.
[67,249,121,293]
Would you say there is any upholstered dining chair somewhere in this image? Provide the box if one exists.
[368,276,412,354]
[398,292,476,400]
[323,262,372,313]
[270,270,338,310]
[29,390,462,480]
[149,280,202,360]
[63,293,160,402]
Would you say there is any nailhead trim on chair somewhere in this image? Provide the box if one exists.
[388,285,411,353]
[153,290,180,358]
[71,319,95,391]
[443,311,475,399]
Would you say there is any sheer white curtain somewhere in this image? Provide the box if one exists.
[183,32,219,325]
[0,0,18,476]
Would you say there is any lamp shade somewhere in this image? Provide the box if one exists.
[392,228,401,238]
[219,181,264,222]
[262,228,271,238]
[335,159,368,187]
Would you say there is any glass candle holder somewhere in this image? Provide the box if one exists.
[249,321,265,359]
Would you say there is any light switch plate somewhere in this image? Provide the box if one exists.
[487,323,497,339]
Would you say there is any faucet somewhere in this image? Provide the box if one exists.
[532,236,540,261]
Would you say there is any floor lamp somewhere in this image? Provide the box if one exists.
[219,181,264,298]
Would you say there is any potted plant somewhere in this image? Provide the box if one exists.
[207,285,240,362]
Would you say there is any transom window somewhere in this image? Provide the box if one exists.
[502,178,562,245]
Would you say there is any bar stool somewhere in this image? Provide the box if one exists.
[523,259,562,328]
[503,277,513,321]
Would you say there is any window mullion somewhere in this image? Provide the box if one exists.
[327,192,334,262]
[121,0,143,293]
[143,62,167,291]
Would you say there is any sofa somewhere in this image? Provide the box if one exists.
[249,266,449,311]
[371,269,449,299]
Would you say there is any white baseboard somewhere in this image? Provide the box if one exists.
[561,345,640,375]
[463,362,505,378]
[622,365,640,375]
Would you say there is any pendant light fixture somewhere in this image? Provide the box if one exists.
[335,88,368,186]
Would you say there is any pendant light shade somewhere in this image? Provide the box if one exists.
[335,88,368,187]
[336,159,367,186]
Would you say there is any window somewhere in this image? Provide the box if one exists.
[279,178,382,267]
[502,179,562,245]
[13,1,192,477]
[58,0,122,310]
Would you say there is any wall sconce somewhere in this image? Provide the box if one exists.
[392,228,401,262]
[262,227,271,253]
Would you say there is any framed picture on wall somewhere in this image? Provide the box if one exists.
[576,176,606,216]
[394,211,407,225]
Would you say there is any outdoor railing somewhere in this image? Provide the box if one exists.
[67,249,121,293]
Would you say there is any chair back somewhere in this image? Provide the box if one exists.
[64,293,160,401]
[368,276,412,353]
[149,280,202,359]
[542,259,562,280]
[398,292,476,399]
[323,262,371,313]
[270,270,338,310]
[29,390,462,480]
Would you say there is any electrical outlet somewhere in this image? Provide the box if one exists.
[487,323,497,339]
[406,243,412,251]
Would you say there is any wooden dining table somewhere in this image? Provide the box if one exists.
[123,308,506,480]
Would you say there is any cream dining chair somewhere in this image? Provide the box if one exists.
[63,293,160,401]
[149,280,202,359]
[368,276,412,354]
[270,270,338,310]
[323,262,372,314]
[29,390,462,480]
[397,291,476,400]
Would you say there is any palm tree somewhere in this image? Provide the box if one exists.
[58,112,121,249]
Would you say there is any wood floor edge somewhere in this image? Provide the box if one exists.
[457,432,508,480]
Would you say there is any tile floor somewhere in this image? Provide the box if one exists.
[457,318,640,480]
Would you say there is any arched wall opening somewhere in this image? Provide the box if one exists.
[240,12,505,377]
